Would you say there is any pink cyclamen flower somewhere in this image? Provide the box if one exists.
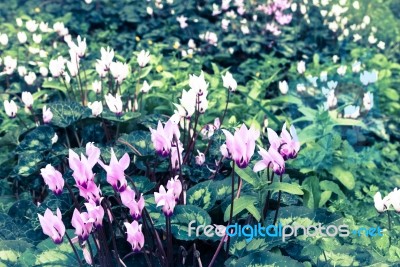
[38,208,65,244]
[43,105,53,123]
[71,208,94,242]
[84,199,105,228]
[221,124,260,168]
[253,147,285,175]
[154,185,177,217]
[267,123,300,160]
[77,180,102,204]
[149,119,180,157]
[40,164,64,195]
[120,186,145,220]
[98,148,129,192]
[124,221,145,252]
[68,149,96,187]
[167,176,182,201]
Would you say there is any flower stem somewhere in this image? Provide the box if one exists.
[220,88,230,126]
[65,231,83,267]
[225,162,235,257]
[388,211,392,246]
[272,173,283,225]
[166,216,173,267]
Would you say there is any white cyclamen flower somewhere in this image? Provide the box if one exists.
[4,100,18,118]
[278,80,289,94]
[137,50,151,68]
[221,71,237,92]
[105,93,123,115]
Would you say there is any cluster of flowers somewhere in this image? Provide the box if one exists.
[37,141,183,262]
[293,0,385,49]
[219,122,300,175]
[278,59,377,119]
[0,18,72,86]
[146,0,296,57]
[3,91,53,123]
[374,189,400,213]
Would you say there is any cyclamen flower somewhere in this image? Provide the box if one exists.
[98,148,130,192]
[92,80,102,93]
[88,101,103,117]
[170,141,184,170]
[120,186,145,220]
[363,92,373,111]
[374,192,390,213]
[17,32,27,43]
[3,56,17,75]
[4,100,18,118]
[360,70,378,86]
[267,123,300,160]
[253,147,285,175]
[105,93,123,115]
[140,80,151,93]
[43,105,53,124]
[22,92,34,108]
[189,71,209,95]
[154,185,177,216]
[297,61,306,74]
[40,164,64,195]
[85,199,105,228]
[177,16,188,29]
[49,56,65,78]
[137,50,151,68]
[167,176,182,201]
[71,209,94,242]
[69,35,87,58]
[344,105,360,119]
[68,147,98,189]
[278,81,288,94]
[38,208,65,244]
[100,46,114,70]
[222,124,260,168]
[26,20,39,32]
[221,71,237,92]
[24,72,37,85]
[110,61,129,84]
[124,221,145,252]
[195,150,205,166]
[149,119,180,157]
[388,188,400,212]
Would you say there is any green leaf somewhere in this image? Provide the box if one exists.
[16,126,55,153]
[102,110,141,122]
[118,131,154,156]
[156,205,212,241]
[131,175,155,194]
[0,240,32,264]
[329,165,355,190]
[20,230,82,266]
[267,182,304,195]
[14,152,43,177]
[223,196,261,222]
[234,164,256,186]
[187,180,217,211]
[302,176,321,209]
[48,102,91,128]
[319,180,345,198]
[42,80,67,94]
